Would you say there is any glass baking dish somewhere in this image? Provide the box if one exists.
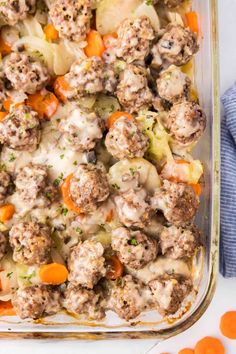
[0,0,220,340]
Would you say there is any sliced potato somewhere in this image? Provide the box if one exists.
[93,230,112,248]
[16,264,40,288]
[133,3,160,31]
[109,158,161,193]
[95,95,121,121]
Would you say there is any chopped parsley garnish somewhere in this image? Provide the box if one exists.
[128,238,139,246]
[145,0,153,4]
[53,172,64,186]
[6,272,13,279]
[20,271,36,284]
[62,207,68,216]
[60,154,65,159]
[9,153,16,162]
[73,160,78,166]
[112,183,120,190]
[76,227,83,234]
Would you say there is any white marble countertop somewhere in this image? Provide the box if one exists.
[1,0,236,352]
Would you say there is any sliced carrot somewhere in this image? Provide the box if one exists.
[61,174,81,214]
[178,349,194,354]
[0,112,7,121]
[220,311,236,339]
[106,255,124,280]
[27,90,59,119]
[175,159,190,165]
[106,209,114,223]
[39,263,68,285]
[53,76,70,103]
[0,301,16,316]
[3,98,24,111]
[0,36,12,56]
[84,30,105,57]
[44,23,59,42]
[186,11,199,36]
[195,336,225,354]
[107,111,133,129]
[103,32,118,49]
[190,183,202,196]
[0,204,15,223]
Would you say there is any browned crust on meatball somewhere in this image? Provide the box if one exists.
[0,170,12,206]
[0,0,36,26]
[0,232,8,261]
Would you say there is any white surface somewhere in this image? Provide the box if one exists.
[1,0,236,352]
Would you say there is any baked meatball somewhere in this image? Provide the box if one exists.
[116,16,155,63]
[162,0,184,8]
[151,180,199,226]
[69,164,110,213]
[49,0,92,42]
[116,64,153,113]
[9,221,52,265]
[12,285,61,319]
[4,52,50,94]
[68,240,106,289]
[0,232,8,261]
[0,170,12,206]
[149,274,192,316]
[114,188,152,228]
[166,101,206,145]
[0,105,41,151]
[0,0,36,26]
[157,65,191,103]
[59,108,104,152]
[0,72,8,108]
[15,163,58,207]
[159,224,200,259]
[105,116,149,160]
[107,275,152,321]
[63,284,105,320]
[111,227,158,269]
[157,24,199,66]
[64,57,104,100]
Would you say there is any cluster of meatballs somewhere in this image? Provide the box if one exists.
[0,0,205,322]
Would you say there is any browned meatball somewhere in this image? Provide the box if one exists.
[107,275,152,321]
[114,188,153,228]
[59,108,104,152]
[116,17,155,63]
[0,170,12,206]
[69,164,110,213]
[116,64,153,113]
[111,227,158,269]
[0,106,41,151]
[166,101,206,145]
[63,284,105,320]
[149,274,192,316]
[105,116,149,160]
[68,240,106,289]
[9,221,52,265]
[49,0,92,42]
[157,65,191,103]
[4,52,50,94]
[162,0,184,8]
[0,72,8,108]
[151,180,199,226]
[0,232,7,260]
[15,163,58,207]
[159,224,200,259]
[0,0,36,26]
[157,24,199,66]
[12,285,61,319]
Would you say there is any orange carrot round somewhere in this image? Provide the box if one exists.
[175,159,190,165]
[103,32,118,49]
[107,111,133,129]
[195,336,225,354]
[0,112,7,121]
[0,204,15,223]
[0,301,16,316]
[186,11,199,36]
[178,349,194,354]
[0,36,12,56]
[106,255,124,280]
[61,174,81,214]
[44,23,59,42]
[39,263,68,285]
[220,311,236,339]
[3,98,24,111]
[84,30,105,57]
[27,91,59,119]
[53,76,70,103]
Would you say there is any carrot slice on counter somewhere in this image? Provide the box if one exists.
[0,301,16,316]
[84,30,105,57]
[186,11,199,36]
[178,349,194,354]
[220,311,236,339]
[195,336,225,354]
[39,263,68,285]
[0,112,7,121]
[107,111,133,129]
[53,76,70,103]
[106,255,124,280]
[0,36,12,56]
[61,174,81,214]
[44,23,59,42]
[27,90,59,119]
[103,32,118,49]
[0,204,15,223]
